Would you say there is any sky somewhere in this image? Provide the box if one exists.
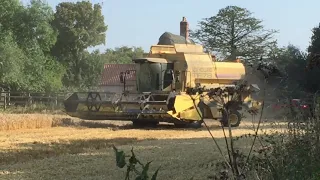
[27,0,320,53]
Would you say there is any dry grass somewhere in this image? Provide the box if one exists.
[0,114,71,131]
[0,114,288,180]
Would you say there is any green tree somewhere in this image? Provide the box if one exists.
[190,6,277,61]
[0,31,27,91]
[17,0,64,92]
[0,0,24,90]
[305,23,320,92]
[274,45,308,96]
[103,46,145,64]
[79,50,105,89]
[0,0,64,92]
[14,0,58,54]
[307,23,320,68]
[51,1,108,87]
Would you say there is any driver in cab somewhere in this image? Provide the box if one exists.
[166,89,177,114]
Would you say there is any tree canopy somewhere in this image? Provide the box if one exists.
[51,1,108,88]
[190,6,277,61]
[0,2,320,96]
[0,0,64,92]
[102,46,145,64]
[307,24,320,68]
[0,0,113,92]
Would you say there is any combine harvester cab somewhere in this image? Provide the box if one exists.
[63,43,262,128]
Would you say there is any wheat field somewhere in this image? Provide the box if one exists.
[0,113,287,180]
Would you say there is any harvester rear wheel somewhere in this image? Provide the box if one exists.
[221,110,241,127]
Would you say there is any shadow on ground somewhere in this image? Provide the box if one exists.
[57,117,289,132]
[0,137,153,166]
[54,118,134,129]
[0,136,257,180]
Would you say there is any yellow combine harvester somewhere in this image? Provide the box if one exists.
[63,43,262,128]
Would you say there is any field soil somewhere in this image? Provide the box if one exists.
[0,113,288,180]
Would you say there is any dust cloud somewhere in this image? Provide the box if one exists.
[244,66,287,120]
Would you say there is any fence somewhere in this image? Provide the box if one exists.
[0,91,73,111]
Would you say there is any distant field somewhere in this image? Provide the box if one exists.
[0,114,287,180]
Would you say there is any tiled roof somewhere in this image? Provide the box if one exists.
[100,64,136,86]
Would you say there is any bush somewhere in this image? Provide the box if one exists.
[113,145,160,180]
[250,119,320,180]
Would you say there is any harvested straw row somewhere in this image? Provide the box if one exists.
[0,114,70,131]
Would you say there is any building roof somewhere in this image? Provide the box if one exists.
[100,64,136,86]
[157,32,195,45]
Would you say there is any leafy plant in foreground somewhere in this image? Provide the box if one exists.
[113,145,160,180]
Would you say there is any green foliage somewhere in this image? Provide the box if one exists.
[51,1,108,87]
[0,0,65,92]
[52,1,107,54]
[244,119,320,180]
[41,57,65,92]
[190,5,277,61]
[275,45,307,71]
[103,46,145,64]
[0,0,22,31]
[307,23,320,67]
[0,0,109,92]
[80,50,105,89]
[268,45,309,96]
[0,31,27,90]
[113,145,160,180]
[304,24,320,92]
[14,0,58,54]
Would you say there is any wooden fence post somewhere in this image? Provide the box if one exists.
[28,93,31,106]
[3,92,6,110]
[8,91,10,106]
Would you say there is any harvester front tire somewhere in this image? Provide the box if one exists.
[189,121,203,129]
[221,110,242,127]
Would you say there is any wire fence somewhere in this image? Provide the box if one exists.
[0,91,73,111]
